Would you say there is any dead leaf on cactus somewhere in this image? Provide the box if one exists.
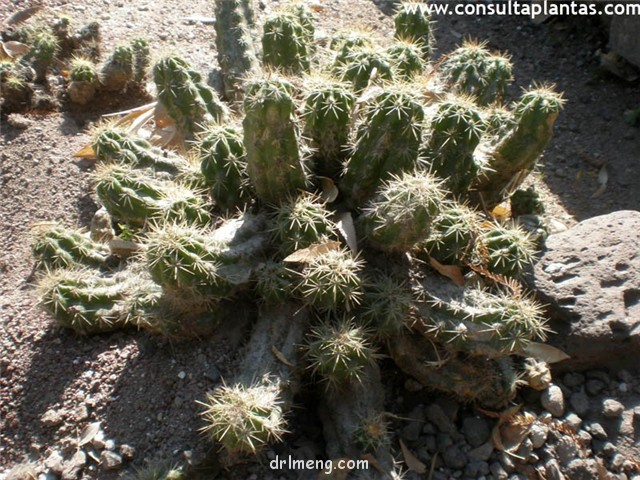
[336,212,358,254]
[318,176,339,203]
[1,41,29,59]
[428,257,465,287]
[272,346,295,368]
[488,405,535,460]
[521,342,570,364]
[283,241,342,263]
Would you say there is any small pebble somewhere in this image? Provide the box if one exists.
[178,371,186,380]
[529,422,548,449]
[602,399,624,418]
[541,384,565,417]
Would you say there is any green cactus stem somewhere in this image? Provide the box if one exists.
[270,193,336,257]
[242,77,308,204]
[297,248,364,312]
[92,128,190,174]
[341,87,424,206]
[262,7,314,75]
[422,96,484,196]
[131,38,150,84]
[473,86,564,208]
[68,57,98,105]
[441,40,513,106]
[31,223,111,270]
[476,221,536,277]
[336,48,394,92]
[214,0,260,100]
[255,261,296,305]
[101,44,134,92]
[360,274,414,338]
[306,315,377,388]
[26,28,60,83]
[359,171,445,252]
[301,77,355,179]
[153,55,230,141]
[330,30,375,66]
[393,2,433,61]
[94,165,211,228]
[196,124,252,211]
[386,39,426,79]
[199,304,308,455]
[510,186,545,217]
[423,203,482,265]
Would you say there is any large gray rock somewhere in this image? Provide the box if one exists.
[610,16,640,68]
[527,210,640,370]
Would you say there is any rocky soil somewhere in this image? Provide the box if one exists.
[1,1,639,479]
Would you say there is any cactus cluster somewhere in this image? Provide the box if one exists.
[32,2,564,476]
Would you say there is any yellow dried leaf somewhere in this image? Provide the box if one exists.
[2,41,29,58]
[400,438,426,474]
[429,257,465,287]
[490,204,510,221]
[283,241,342,263]
[73,144,96,159]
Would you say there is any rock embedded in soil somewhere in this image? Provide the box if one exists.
[527,210,640,370]
[602,398,624,418]
[541,384,565,417]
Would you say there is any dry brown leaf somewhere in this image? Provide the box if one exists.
[429,257,465,287]
[522,342,570,364]
[2,41,29,59]
[591,164,608,198]
[490,405,531,460]
[283,241,342,263]
[308,1,325,12]
[149,126,179,148]
[78,421,101,446]
[127,107,156,136]
[336,212,357,254]
[272,345,295,367]
[73,144,96,159]
[400,438,427,474]
[318,176,339,203]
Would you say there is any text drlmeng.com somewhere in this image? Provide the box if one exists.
[419,1,640,19]
[269,456,370,475]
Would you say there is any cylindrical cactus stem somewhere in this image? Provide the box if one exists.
[415,285,548,358]
[476,221,536,277]
[0,72,33,113]
[359,171,446,252]
[153,55,230,141]
[131,37,150,84]
[360,274,414,338]
[199,304,309,456]
[482,104,516,145]
[318,361,395,477]
[388,331,520,409]
[472,86,564,208]
[92,127,190,174]
[386,39,426,79]
[31,222,111,270]
[422,96,484,196]
[94,165,211,228]
[213,0,260,101]
[100,44,134,92]
[510,186,545,217]
[262,6,314,75]
[330,30,375,66]
[423,202,482,265]
[144,216,268,302]
[242,77,308,204]
[305,315,378,389]
[440,40,513,106]
[196,124,252,211]
[393,2,434,61]
[301,76,355,179]
[297,248,365,312]
[341,87,424,206]
[255,260,297,305]
[67,56,98,105]
[36,268,133,335]
[26,28,60,83]
[270,192,336,257]
[335,48,394,92]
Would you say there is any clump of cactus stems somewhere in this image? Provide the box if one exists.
[214,0,260,101]
[101,44,134,92]
[25,27,60,83]
[153,55,230,141]
[262,4,315,74]
[32,1,566,473]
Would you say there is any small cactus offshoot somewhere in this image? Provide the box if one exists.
[31,223,110,270]
[360,274,414,337]
[199,380,287,455]
[101,44,134,91]
[306,315,377,388]
[423,203,482,265]
[393,2,433,61]
[477,221,536,277]
[262,6,314,74]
